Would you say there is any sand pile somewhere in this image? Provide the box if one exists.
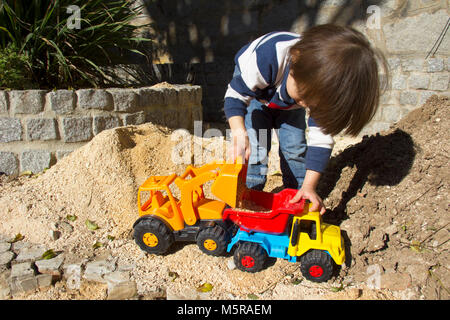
[0,123,190,249]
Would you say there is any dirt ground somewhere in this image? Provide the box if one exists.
[0,96,448,300]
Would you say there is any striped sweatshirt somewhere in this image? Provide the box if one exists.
[224,32,334,173]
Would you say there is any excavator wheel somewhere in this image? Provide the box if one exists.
[196,225,229,256]
[133,217,174,255]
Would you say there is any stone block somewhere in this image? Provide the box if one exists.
[9,275,38,295]
[391,73,407,90]
[26,118,58,141]
[382,105,405,122]
[9,90,46,114]
[35,254,64,277]
[0,152,19,176]
[0,243,10,253]
[20,150,52,174]
[418,91,438,106]
[122,112,146,126]
[408,73,430,90]
[0,117,22,142]
[383,10,450,54]
[15,245,48,263]
[107,280,137,300]
[426,58,444,72]
[62,116,93,142]
[77,89,113,110]
[401,58,424,72]
[93,115,121,135]
[83,260,116,283]
[109,89,139,112]
[399,91,418,106]
[138,87,165,107]
[430,74,449,91]
[36,274,53,288]
[56,150,73,160]
[387,57,401,71]
[0,270,11,300]
[48,90,76,114]
[0,251,14,267]
[10,262,36,278]
[0,91,8,113]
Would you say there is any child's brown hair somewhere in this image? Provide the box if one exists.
[289,24,389,136]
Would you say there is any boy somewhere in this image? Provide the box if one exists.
[224,24,388,214]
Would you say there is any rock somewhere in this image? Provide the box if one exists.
[49,230,61,241]
[0,251,14,267]
[0,270,11,300]
[35,254,64,278]
[48,90,76,114]
[0,242,11,253]
[83,259,116,283]
[15,245,47,263]
[107,280,137,300]
[0,117,22,143]
[58,222,74,234]
[9,90,45,114]
[9,275,38,295]
[26,118,58,141]
[10,262,36,278]
[0,152,19,176]
[61,116,93,142]
[36,274,53,288]
[226,258,236,270]
[20,150,52,174]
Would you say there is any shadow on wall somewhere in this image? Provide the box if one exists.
[137,0,383,121]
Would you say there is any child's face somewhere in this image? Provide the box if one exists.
[286,72,308,108]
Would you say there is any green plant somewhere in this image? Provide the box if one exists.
[0,0,152,89]
[0,44,33,89]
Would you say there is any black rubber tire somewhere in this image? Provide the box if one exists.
[196,225,229,256]
[234,242,267,273]
[133,217,174,255]
[300,249,334,283]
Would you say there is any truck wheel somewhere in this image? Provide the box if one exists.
[300,250,333,283]
[234,242,267,273]
[196,225,229,256]
[133,217,174,255]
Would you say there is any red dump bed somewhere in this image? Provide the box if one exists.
[222,188,307,234]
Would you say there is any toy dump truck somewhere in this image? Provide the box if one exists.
[223,188,345,282]
[133,158,345,282]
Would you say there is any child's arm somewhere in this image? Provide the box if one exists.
[289,169,326,215]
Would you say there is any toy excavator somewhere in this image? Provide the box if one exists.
[133,157,345,282]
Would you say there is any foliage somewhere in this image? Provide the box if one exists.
[0,44,33,89]
[0,0,152,89]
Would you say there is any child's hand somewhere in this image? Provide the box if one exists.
[289,185,326,215]
[227,116,250,163]
[228,132,250,163]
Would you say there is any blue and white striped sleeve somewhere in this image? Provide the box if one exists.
[305,117,335,173]
[223,40,272,119]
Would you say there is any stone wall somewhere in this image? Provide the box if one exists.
[136,0,449,131]
[0,85,202,175]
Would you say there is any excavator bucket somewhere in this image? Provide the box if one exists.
[210,157,248,208]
